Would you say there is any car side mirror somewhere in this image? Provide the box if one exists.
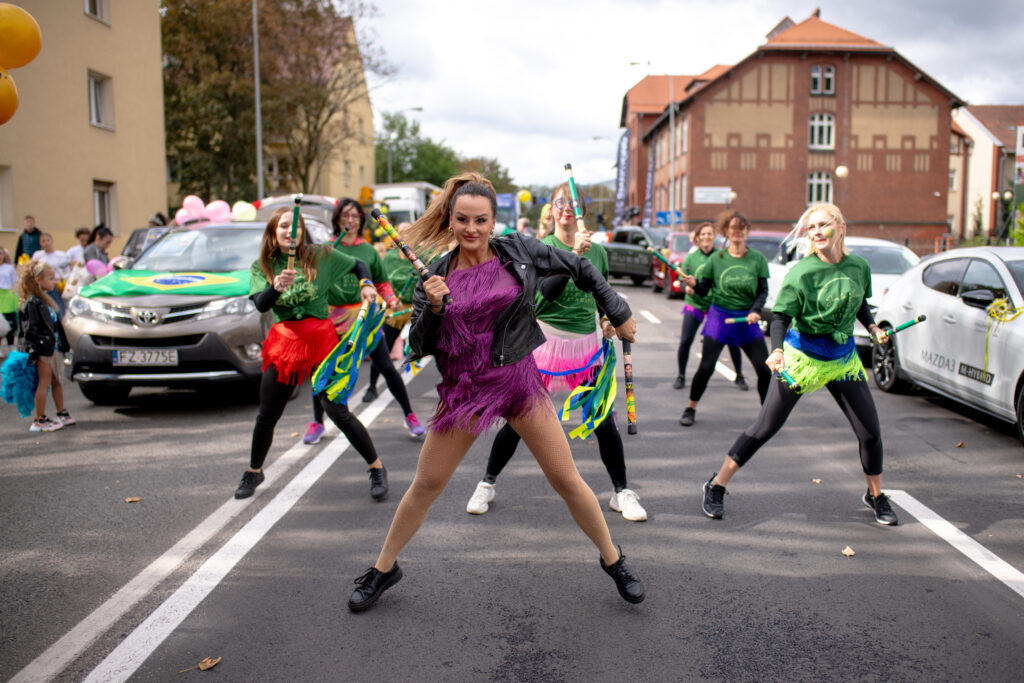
[638,239,649,248]
[960,289,995,310]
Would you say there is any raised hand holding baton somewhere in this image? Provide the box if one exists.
[371,208,452,306]
[287,194,302,272]
[646,245,687,279]
[563,163,591,239]
[877,314,927,341]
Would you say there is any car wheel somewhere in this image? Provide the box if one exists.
[631,275,646,286]
[1016,382,1024,447]
[79,382,132,405]
[871,330,909,393]
[651,277,663,294]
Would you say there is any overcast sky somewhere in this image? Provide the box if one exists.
[362,0,1024,188]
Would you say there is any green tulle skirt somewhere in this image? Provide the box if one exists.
[782,343,866,395]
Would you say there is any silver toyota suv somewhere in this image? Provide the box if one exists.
[64,222,270,404]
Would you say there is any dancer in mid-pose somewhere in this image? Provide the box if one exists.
[465,181,646,522]
[673,222,748,392]
[679,210,772,427]
[348,173,645,612]
[302,200,426,444]
[235,208,387,500]
[700,203,897,525]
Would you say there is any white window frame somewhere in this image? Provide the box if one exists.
[93,181,113,229]
[681,115,688,154]
[949,169,957,191]
[88,71,113,128]
[680,173,687,209]
[84,0,109,23]
[809,113,834,150]
[807,172,832,205]
[822,65,835,94]
[810,65,821,94]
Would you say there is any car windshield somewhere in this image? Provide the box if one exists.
[671,234,692,252]
[131,226,263,272]
[1004,259,1024,297]
[747,236,784,261]
[647,228,669,248]
[848,244,919,274]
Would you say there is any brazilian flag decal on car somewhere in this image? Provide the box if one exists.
[80,270,250,298]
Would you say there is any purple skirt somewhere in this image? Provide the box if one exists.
[702,304,764,346]
[682,304,707,324]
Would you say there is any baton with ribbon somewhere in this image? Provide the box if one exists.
[371,208,451,306]
[877,314,927,341]
[287,194,302,272]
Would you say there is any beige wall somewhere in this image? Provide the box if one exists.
[0,1,166,256]
[953,108,1000,239]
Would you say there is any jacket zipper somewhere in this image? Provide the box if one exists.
[496,260,527,366]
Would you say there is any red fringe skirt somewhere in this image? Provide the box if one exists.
[262,318,339,386]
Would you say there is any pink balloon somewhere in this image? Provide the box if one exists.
[203,200,231,223]
[175,208,189,226]
[85,259,106,277]
[183,195,204,216]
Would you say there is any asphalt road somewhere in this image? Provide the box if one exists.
[2,280,1022,682]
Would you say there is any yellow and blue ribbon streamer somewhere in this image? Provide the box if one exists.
[312,300,386,404]
[558,339,617,440]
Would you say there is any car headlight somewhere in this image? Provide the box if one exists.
[68,295,109,321]
[195,295,256,321]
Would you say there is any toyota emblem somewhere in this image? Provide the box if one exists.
[134,309,161,326]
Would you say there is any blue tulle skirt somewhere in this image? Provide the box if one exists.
[1,351,39,418]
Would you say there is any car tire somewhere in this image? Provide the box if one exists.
[79,382,132,405]
[1016,382,1024,447]
[871,329,909,393]
[631,275,646,286]
[651,277,663,294]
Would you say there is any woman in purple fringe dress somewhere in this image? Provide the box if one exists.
[348,173,645,612]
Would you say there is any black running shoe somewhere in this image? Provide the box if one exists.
[734,375,749,391]
[368,466,388,501]
[361,385,379,403]
[349,563,403,612]
[600,547,645,604]
[234,470,265,499]
[701,475,726,519]
[672,375,685,390]
[863,491,899,526]
[679,407,696,427]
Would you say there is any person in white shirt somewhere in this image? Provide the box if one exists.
[65,227,92,267]
[31,233,71,318]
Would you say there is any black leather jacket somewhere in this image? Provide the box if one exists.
[19,295,69,360]
[409,233,632,372]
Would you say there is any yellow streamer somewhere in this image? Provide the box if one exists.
[984,298,1023,371]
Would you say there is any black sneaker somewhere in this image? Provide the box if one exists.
[361,385,379,403]
[234,470,265,499]
[349,563,403,612]
[600,547,645,604]
[672,375,685,390]
[734,375,749,391]
[862,491,899,526]
[368,466,388,501]
[701,475,726,519]
[679,407,696,427]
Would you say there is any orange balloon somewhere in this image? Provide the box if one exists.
[0,67,17,124]
[0,3,42,69]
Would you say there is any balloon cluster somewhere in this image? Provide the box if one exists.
[0,3,42,125]
[174,195,257,227]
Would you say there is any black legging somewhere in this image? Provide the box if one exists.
[367,324,403,393]
[484,416,628,492]
[728,376,883,475]
[677,312,744,380]
[252,364,378,470]
[312,333,413,422]
[689,336,771,403]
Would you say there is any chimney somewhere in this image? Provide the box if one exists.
[813,8,821,18]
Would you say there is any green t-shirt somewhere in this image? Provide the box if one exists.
[533,234,609,334]
[383,248,418,305]
[702,248,769,311]
[772,253,871,343]
[249,248,358,323]
[682,247,716,311]
[331,238,387,305]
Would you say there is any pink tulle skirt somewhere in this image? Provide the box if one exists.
[533,321,600,394]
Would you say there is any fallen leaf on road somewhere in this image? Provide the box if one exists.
[198,657,221,671]
[1017,474,1022,479]
[290,432,299,437]
[841,546,855,558]
[812,478,822,484]
[382,418,393,423]
[124,497,142,503]
[956,441,964,448]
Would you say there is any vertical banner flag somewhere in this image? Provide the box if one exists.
[641,152,655,228]
[613,130,631,225]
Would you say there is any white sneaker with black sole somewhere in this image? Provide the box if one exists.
[609,489,648,522]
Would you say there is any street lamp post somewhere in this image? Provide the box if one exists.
[386,106,423,184]
[992,190,1014,243]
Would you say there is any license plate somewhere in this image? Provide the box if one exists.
[113,349,179,366]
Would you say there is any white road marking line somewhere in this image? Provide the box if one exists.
[694,352,738,382]
[640,310,661,324]
[12,362,427,683]
[887,489,1024,601]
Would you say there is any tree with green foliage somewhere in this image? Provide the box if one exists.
[374,111,461,187]
[460,157,516,192]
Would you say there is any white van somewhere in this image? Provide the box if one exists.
[372,182,441,225]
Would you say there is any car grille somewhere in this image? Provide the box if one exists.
[90,334,206,348]
[94,301,207,325]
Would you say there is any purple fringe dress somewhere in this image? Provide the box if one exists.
[431,257,546,435]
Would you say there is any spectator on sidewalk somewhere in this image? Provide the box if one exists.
[14,215,41,264]
[66,227,92,267]
[31,234,71,318]
[83,226,114,265]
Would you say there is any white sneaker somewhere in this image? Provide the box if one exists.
[609,489,647,522]
[29,416,63,432]
[466,481,496,515]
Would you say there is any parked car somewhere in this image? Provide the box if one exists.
[63,222,271,404]
[768,235,919,344]
[254,194,336,244]
[605,226,669,285]
[872,246,1024,444]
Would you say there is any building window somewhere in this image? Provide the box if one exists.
[810,65,835,95]
[807,172,832,205]
[949,169,957,191]
[357,117,365,145]
[809,113,834,150]
[88,72,113,128]
[680,174,687,209]
[84,0,108,22]
[93,181,113,228]
[950,136,961,154]
[344,160,352,187]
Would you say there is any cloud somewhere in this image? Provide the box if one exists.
[363,0,1024,185]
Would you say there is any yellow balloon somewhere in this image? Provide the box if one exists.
[231,200,257,221]
[0,3,42,69]
[0,66,17,125]
[517,189,532,204]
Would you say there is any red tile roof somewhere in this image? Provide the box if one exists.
[967,105,1024,148]
[763,14,887,50]
[620,74,695,126]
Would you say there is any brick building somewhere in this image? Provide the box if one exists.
[621,12,964,252]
